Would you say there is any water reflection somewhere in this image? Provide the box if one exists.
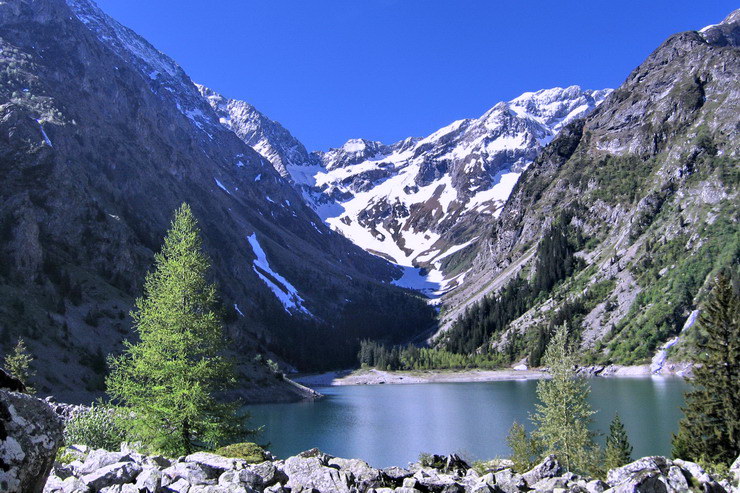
[245,377,688,468]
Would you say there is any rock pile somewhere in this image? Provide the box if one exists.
[44,397,90,421]
[43,445,737,493]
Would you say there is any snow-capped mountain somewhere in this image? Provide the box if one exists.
[204,86,610,296]
[197,85,320,179]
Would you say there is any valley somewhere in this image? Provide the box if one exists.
[0,2,738,492]
[0,0,737,401]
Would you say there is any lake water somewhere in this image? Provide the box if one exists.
[245,377,689,468]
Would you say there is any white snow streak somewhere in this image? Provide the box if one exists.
[234,304,244,317]
[247,233,311,316]
[214,178,231,195]
[37,121,53,147]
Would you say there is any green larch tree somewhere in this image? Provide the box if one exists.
[4,338,35,394]
[507,421,543,472]
[672,272,740,464]
[531,324,597,473]
[106,203,250,456]
[604,413,633,470]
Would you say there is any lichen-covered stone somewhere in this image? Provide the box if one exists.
[0,390,64,493]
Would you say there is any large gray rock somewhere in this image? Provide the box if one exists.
[283,454,354,492]
[412,468,465,492]
[42,475,88,493]
[185,451,247,475]
[218,468,262,489]
[162,461,217,486]
[189,485,252,493]
[493,468,527,493]
[522,455,563,487]
[134,466,162,492]
[672,458,713,485]
[0,390,64,493]
[76,449,132,475]
[80,461,142,491]
[586,479,609,493]
[382,466,412,486]
[250,461,288,487]
[607,456,671,486]
[329,457,384,487]
[100,484,139,493]
[606,456,729,493]
[166,477,192,493]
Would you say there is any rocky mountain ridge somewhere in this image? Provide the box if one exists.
[0,0,434,400]
[436,9,739,366]
[204,85,610,296]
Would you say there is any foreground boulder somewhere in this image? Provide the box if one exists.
[1,389,64,493]
[606,456,729,492]
[44,447,733,493]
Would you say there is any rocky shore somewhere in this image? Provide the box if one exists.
[294,364,690,388]
[44,445,739,493]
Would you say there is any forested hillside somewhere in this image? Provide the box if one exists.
[431,10,739,367]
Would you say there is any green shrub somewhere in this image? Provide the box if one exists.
[213,442,269,463]
[418,452,433,467]
[64,404,129,451]
[507,421,543,472]
[55,449,77,465]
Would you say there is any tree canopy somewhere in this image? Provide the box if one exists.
[106,203,250,456]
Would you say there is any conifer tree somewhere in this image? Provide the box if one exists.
[4,338,35,394]
[531,324,596,473]
[507,421,543,472]
[107,204,250,456]
[672,272,740,464]
[604,413,632,470]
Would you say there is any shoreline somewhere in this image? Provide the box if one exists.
[293,364,690,389]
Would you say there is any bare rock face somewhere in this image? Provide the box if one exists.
[0,390,64,493]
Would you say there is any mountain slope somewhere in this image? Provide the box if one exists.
[0,0,434,400]
[437,9,739,367]
[204,86,609,296]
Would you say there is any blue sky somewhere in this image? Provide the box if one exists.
[95,1,736,151]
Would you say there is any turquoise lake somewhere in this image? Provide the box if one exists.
[245,377,689,468]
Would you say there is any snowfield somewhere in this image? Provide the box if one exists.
[204,84,611,298]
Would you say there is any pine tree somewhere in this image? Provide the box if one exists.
[531,324,596,473]
[604,413,632,470]
[672,273,740,464]
[4,338,35,394]
[106,204,250,456]
[507,421,543,472]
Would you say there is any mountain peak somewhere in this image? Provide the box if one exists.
[198,85,317,179]
[504,86,612,132]
[699,8,740,47]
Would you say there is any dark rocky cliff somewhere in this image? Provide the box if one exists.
[0,0,434,400]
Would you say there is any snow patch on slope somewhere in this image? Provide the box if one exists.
[247,233,311,316]
[214,178,231,195]
[37,120,53,147]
